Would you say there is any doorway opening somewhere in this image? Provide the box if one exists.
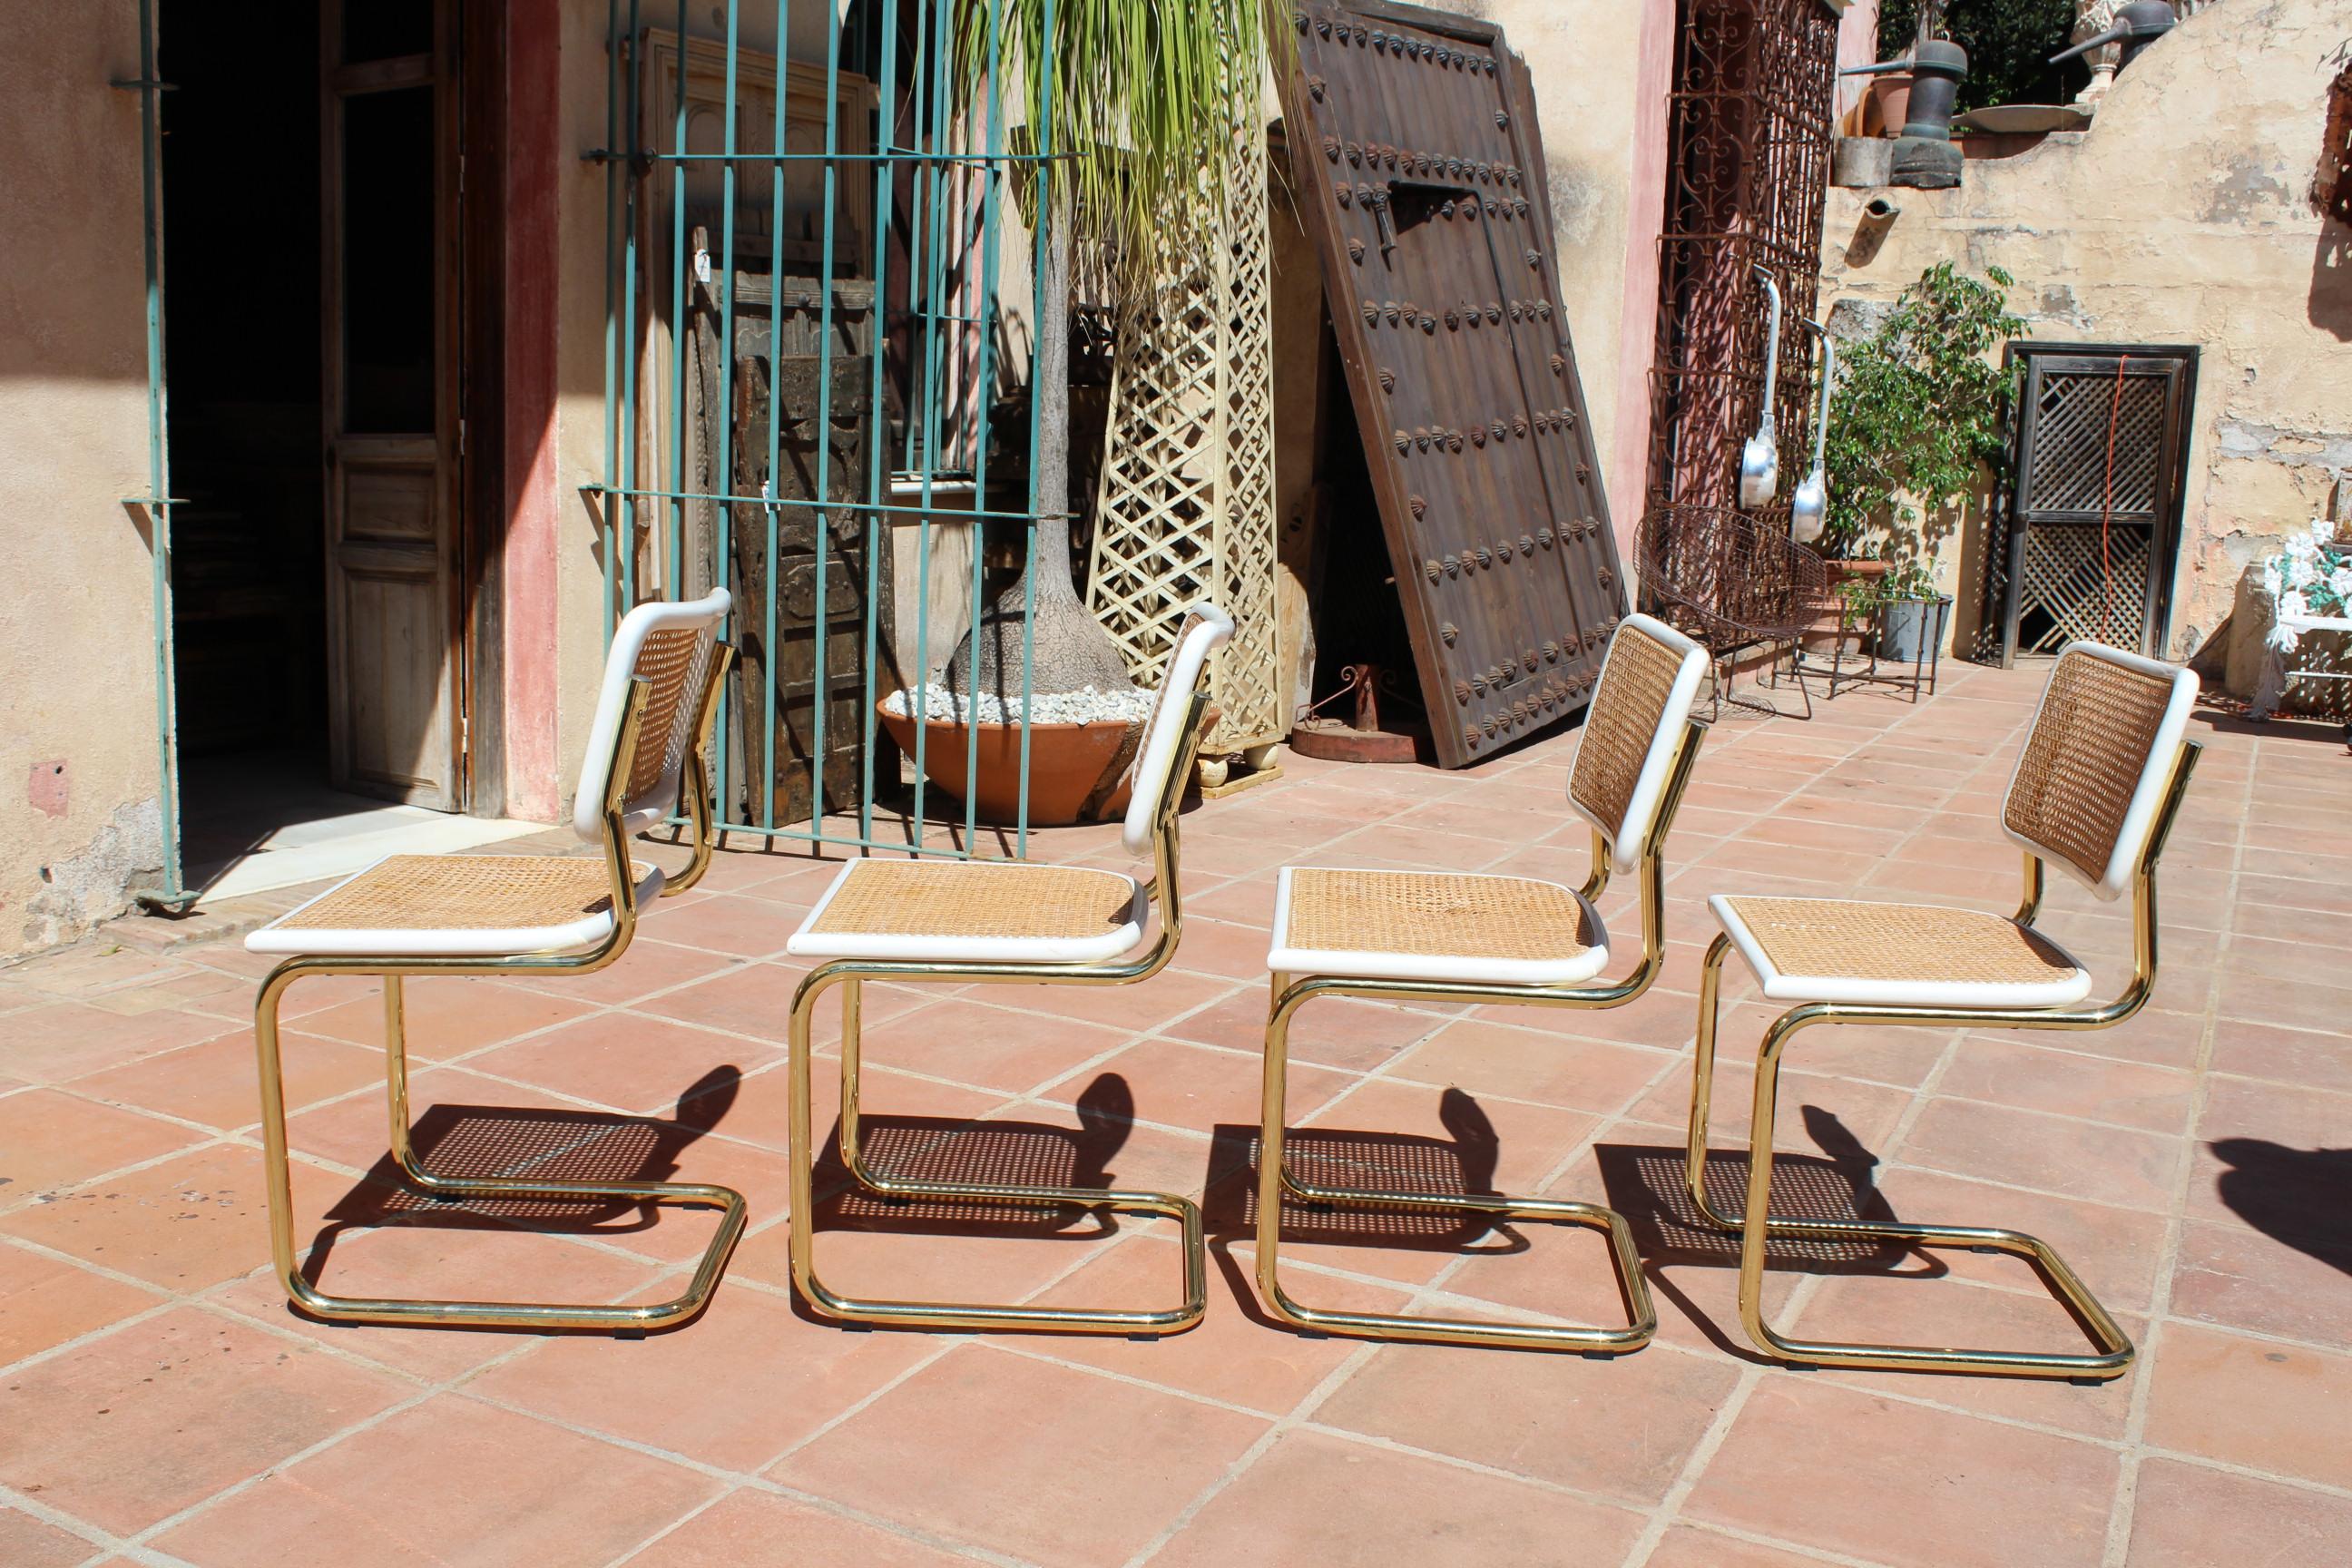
[159,0,527,899]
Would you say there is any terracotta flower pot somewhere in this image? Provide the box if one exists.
[877,703,1137,827]
[1866,73,1915,138]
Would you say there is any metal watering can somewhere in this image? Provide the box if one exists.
[1789,318,1835,546]
[1740,266,1783,509]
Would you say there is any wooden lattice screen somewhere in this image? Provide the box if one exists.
[1985,343,2199,663]
[1085,134,1283,758]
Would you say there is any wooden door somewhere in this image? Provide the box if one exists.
[1991,344,2200,663]
[320,0,465,808]
[1280,1,1628,768]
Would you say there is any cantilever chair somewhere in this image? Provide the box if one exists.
[1684,641,2200,1378]
[244,589,744,1332]
[780,603,1235,1335]
[1254,613,1712,1351]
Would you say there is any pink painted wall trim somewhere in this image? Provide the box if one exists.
[1606,0,1677,554]
[502,0,563,820]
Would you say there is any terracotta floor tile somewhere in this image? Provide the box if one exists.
[0,1143,277,1292]
[2142,1322,2352,1488]
[1166,986,1450,1073]
[620,1487,982,1567]
[1386,1018,1672,1116]
[1869,1164,2170,1313]
[0,1306,409,1534]
[988,969,1242,1034]
[506,936,746,1006]
[637,890,827,956]
[1935,1038,2197,1134]
[1631,1057,1914,1160]
[1798,1273,2144,1438]
[1962,1007,2209,1070]
[2122,1456,2352,1566]
[1150,1427,1646,1568]
[65,1026,387,1133]
[0,1240,161,1368]
[0,1506,102,1568]
[834,994,1137,1095]
[1896,1095,2184,1211]
[630,957,832,1044]
[773,1344,1268,1568]
[0,1087,206,1208]
[207,1221,672,1382]
[1046,1035,1349,1133]
[466,1011,783,1115]
[1029,1233,1406,1413]
[469,1282,932,1471]
[2208,1020,2352,1095]
[2166,1216,2352,1348]
[1642,1524,1865,1568]
[0,1000,242,1083]
[152,1393,720,1566]
[1168,915,1284,981]
[293,978,597,1060]
[1314,1329,1739,1504]
[1687,1377,2119,1568]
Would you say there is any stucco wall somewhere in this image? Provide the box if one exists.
[1817,0,2351,662]
[0,8,167,956]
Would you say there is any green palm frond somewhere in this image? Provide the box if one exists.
[953,0,1289,295]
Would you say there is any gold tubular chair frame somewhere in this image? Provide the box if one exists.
[1255,719,1708,1352]
[1683,742,2202,1379]
[250,644,748,1333]
[782,691,1218,1336]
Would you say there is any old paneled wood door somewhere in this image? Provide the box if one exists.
[320,0,465,808]
[1282,1,1629,768]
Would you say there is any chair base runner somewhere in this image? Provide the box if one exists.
[789,972,1208,1336]
[1687,933,2135,1380]
[1259,977,1659,1354]
[257,966,748,1334]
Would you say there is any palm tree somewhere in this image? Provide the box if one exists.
[942,0,1279,703]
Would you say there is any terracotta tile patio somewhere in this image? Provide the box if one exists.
[4,661,2349,1566]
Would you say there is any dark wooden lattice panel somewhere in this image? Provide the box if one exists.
[2017,524,2155,653]
[1989,344,2198,663]
[2019,370,2170,518]
[1280,1,1628,768]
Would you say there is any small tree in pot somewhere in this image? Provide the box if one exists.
[1821,260,2026,662]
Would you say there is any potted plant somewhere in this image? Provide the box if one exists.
[877,0,1277,825]
[1820,259,2026,665]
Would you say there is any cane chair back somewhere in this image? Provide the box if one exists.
[1121,603,1237,855]
[573,590,732,841]
[1567,613,1710,872]
[2001,642,2198,900]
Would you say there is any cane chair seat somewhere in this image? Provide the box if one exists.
[1711,894,2092,1009]
[787,858,1148,965]
[1266,867,1611,986]
[249,854,666,959]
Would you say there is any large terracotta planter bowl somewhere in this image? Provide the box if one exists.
[877,703,1136,826]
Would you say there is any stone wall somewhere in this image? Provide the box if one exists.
[1817,0,2351,670]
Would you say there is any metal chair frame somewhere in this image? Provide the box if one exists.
[250,642,745,1333]
[1254,720,1708,1352]
[781,690,1219,1336]
[1682,741,2201,1379]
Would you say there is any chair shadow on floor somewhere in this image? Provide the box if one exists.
[1592,1106,1945,1360]
[2210,1136,2352,1276]
[805,1072,1141,1242]
[1199,1088,1538,1324]
[299,1064,747,1291]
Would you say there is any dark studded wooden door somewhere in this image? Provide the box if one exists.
[1280,0,1628,768]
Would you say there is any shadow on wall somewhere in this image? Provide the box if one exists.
[2312,219,2352,342]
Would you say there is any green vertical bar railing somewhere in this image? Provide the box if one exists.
[596,0,1053,861]
[116,0,192,907]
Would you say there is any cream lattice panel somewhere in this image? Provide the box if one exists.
[1087,132,1282,754]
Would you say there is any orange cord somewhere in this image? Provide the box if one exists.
[2099,354,2131,644]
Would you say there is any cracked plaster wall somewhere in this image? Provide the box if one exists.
[1818,0,2352,666]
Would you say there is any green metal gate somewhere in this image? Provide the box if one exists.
[594,0,1053,858]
